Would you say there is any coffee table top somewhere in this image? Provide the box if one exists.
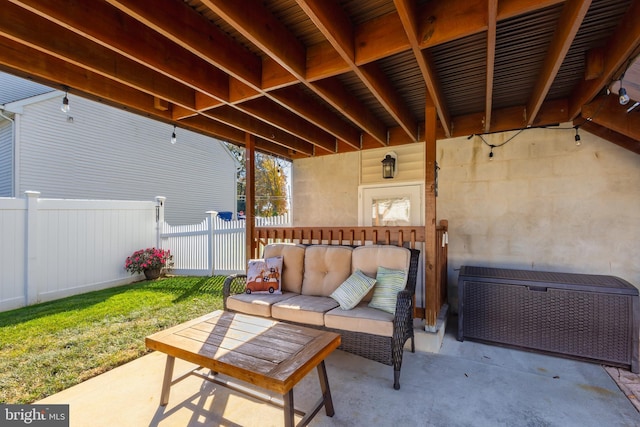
[146,310,340,394]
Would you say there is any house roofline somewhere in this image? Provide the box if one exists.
[2,90,61,114]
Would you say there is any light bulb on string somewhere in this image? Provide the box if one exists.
[574,127,581,146]
[61,92,70,113]
[171,125,177,145]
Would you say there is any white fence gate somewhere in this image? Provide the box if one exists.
[159,211,290,276]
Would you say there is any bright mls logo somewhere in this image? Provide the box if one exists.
[1,405,69,426]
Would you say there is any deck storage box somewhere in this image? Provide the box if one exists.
[457,266,639,372]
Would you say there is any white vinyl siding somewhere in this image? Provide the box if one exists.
[16,94,237,224]
[360,143,424,184]
[0,120,12,196]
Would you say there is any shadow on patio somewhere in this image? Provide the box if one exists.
[38,317,640,427]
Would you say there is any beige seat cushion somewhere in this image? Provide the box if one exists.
[351,245,411,302]
[272,295,339,326]
[263,243,306,294]
[301,245,353,297]
[226,292,297,317]
[324,303,395,337]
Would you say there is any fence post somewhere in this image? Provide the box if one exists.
[206,211,217,276]
[155,196,166,248]
[24,191,40,305]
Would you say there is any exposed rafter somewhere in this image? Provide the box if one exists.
[393,0,450,138]
[526,0,591,125]
[0,0,637,159]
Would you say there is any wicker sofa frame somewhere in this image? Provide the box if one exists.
[223,247,420,390]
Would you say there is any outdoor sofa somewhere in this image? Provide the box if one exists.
[223,243,420,389]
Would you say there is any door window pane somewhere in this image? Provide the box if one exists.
[371,196,410,226]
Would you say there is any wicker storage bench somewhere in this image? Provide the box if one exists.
[457,266,639,372]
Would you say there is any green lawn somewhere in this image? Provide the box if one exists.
[0,276,226,404]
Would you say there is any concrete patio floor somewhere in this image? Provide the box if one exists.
[38,317,640,427]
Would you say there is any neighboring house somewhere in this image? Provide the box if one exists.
[0,72,238,224]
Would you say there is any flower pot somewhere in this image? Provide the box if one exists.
[144,268,162,280]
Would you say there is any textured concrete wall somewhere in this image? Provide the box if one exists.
[293,124,640,308]
[439,125,640,309]
[292,151,360,226]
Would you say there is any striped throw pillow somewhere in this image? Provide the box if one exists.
[330,270,377,310]
[368,266,407,314]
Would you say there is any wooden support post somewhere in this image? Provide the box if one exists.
[245,133,256,263]
[424,104,438,327]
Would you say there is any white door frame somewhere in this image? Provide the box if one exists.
[358,181,425,226]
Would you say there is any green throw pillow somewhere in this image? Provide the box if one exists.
[330,270,377,310]
[368,266,407,314]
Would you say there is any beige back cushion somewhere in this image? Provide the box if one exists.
[263,244,306,294]
[301,245,353,296]
[351,245,411,301]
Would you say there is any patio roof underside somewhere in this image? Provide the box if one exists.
[1,0,639,158]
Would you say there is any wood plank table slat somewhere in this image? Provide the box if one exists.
[145,310,340,426]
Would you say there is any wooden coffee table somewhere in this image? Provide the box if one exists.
[145,310,341,427]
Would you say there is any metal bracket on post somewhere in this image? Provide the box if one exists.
[206,211,218,276]
[155,196,166,248]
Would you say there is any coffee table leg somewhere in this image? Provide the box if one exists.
[317,361,334,417]
[160,355,176,406]
[283,389,295,427]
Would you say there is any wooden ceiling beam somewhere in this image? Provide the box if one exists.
[450,99,569,138]
[582,95,640,142]
[0,2,197,110]
[0,36,262,148]
[6,0,230,101]
[484,0,497,133]
[578,120,640,155]
[104,0,262,90]
[568,0,640,119]
[108,0,356,154]
[0,36,171,120]
[347,0,564,69]
[199,0,306,80]
[11,0,343,154]
[498,0,566,19]
[312,77,387,146]
[269,86,361,149]
[298,0,419,142]
[394,0,451,138]
[526,0,591,125]
[202,0,385,147]
[202,106,315,157]
[237,97,337,154]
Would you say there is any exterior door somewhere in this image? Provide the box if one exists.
[359,182,423,226]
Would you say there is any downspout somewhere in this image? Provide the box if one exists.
[0,106,16,197]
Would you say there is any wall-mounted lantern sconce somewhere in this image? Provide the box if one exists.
[381,152,397,179]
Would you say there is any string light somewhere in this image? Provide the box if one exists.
[60,89,70,113]
[574,127,581,146]
[470,128,525,160]
[171,125,177,145]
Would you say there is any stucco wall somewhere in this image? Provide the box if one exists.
[292,123,640,309]
[292,151,360,226]
[439,125,640,309]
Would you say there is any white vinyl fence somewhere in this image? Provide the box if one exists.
[160,211,291,276]
[0,191,290,311]
[0,192,157,311]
